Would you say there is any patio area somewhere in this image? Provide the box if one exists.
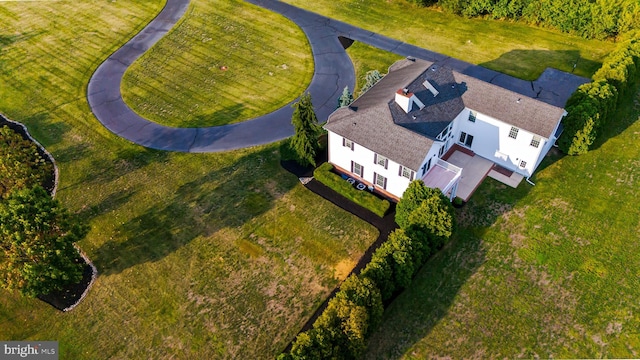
[442,145,524,201]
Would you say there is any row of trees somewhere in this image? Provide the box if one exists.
[558,33,640,155]
[281,181,455,359]
[408,0,640,40]
[0,125,87,297]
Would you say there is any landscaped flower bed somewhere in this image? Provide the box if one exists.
[313,162,390,217]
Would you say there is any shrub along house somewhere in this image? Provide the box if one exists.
[324,58,567,201]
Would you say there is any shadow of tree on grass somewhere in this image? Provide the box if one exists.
[92,145,296,275]
[364,175,534,358]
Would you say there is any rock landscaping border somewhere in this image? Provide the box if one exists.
[0,113,97,311]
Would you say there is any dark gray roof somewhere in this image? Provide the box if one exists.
[325,58,566,170]
[391,64,465,137]
[324,59,434,170]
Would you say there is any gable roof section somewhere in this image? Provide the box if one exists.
[325,58,566,170]
[454,72,565,138]
[324,59,434,171]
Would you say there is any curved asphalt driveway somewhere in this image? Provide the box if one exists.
[88,0,354,152]
[88,0,587,152]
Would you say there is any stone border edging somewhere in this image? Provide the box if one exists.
[0,113,59,197]
[0,113,98,312]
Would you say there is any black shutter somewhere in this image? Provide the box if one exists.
[373,172,377,185]
[410,170,415,181]
[343,138,346,147]
[374,153,378,164]
[383,176,387,189]
[351,160,354,173]
[398,165,403,176]
[384,158,388,169]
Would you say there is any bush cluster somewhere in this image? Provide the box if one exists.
[281,180,454,358]
[559,34,640,155]
[0,125,53,198]
[409,0,640,40]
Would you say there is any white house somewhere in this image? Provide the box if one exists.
[324,58,566,201]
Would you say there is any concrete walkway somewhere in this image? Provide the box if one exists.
[87,0,589,152]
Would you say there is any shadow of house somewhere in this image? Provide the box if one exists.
[479,49,601,82]
[92,146,296,275]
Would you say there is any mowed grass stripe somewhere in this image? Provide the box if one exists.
[122,0,313,128]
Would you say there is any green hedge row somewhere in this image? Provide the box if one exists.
[313,162,391,217]
[281,181,455,359]
[408,0,640,40]
[559,34,640,155]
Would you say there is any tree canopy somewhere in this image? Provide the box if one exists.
[290,92,322,167]
[0,186,87,297]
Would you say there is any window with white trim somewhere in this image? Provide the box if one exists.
[352,161,363,177]
[374,173,387,189]
[343,138,354,150]
[519,160,527,168]
[459,132,474,147]
[400,165,414,180]
[530,136,541,148]
[509,127,519,139]
[468,110,477,122]
[374,153,388,169]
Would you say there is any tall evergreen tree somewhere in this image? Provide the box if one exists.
[337,86,354,108]
[0,186,88,297]
[290,92,321,167]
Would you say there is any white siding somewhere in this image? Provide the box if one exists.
[327,131,419,198]
[454,109,549,177]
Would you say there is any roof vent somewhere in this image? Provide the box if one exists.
[423,80,439,97]
[517,98,521,104]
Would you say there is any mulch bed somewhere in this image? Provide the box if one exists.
[37,256,95,311]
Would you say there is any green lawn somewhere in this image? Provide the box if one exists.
[121,0,313,128]
[345,42,404,95]
[0,1,376,358]
[365,88,640,358]
[282,0,615,80]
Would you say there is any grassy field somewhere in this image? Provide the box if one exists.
[365,88,640,358]
[121,0,313,128]
[0,1,377,358]
[282,0,615,80]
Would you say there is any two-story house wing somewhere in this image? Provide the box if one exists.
[324,58,566,201]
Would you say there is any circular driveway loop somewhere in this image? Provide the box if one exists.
[88,0,588,152]
[87,0,354,152]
